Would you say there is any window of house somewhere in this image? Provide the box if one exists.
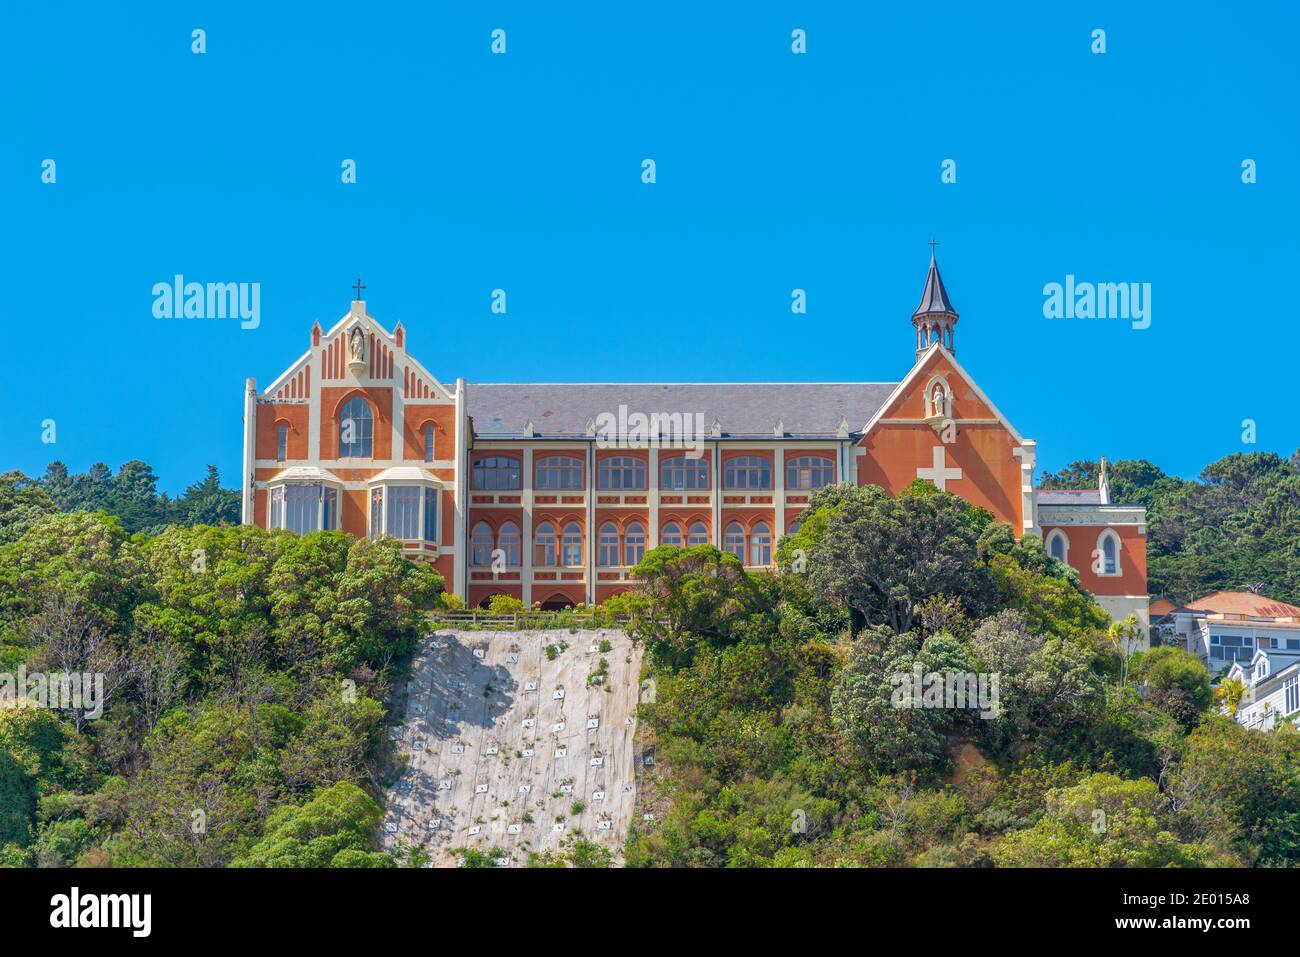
[624,522,646,566]
[599,456,646,490]
[473,456,521,490]
[423,487,438,541]
[725,456,771,490]
[534,522,557,566]
[561,522,583,567]
[269,485,284,529]
[662,521,683,547]
[498,522,521,566]
[423,423,435,463]
[369,487,382,540]
[598,522,619,567]
[338,397,373,458]
[750,522,772,566]
[661,455,709,490]
[536,455,584,490]
[276,423,288,462]
[1098,531,1119,575]
[386,486,422,540]
[724,522,746,561]
[786,456,833,490]
[285,484,321,534]
[1287,674,1299,714]
[471,522,493,566]
[688,522,709,546]
[1047,530,1067,562]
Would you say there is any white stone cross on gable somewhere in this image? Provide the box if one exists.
[917,445,962,491]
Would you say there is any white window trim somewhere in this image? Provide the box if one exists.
[267,479,343,534]
[1095,528,1122,577]
[368,479,442,544]
[1045,528,1070,564]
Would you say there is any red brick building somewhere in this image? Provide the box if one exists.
[240,255,1149,634]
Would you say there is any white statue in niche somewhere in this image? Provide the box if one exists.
[347,325,367,377]
[930,383,947,418]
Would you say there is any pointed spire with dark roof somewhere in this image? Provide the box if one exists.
[913,253,957,318]
[911,243,960,361]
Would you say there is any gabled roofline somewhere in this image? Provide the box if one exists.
[860,343,1026,445]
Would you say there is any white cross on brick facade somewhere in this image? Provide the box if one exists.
[917,445,962,491]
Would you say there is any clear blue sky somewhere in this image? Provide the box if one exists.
[3,1,1296,493]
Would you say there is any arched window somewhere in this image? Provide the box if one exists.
[1046,529,1068,563]
[786,456,834,490]
[662,521,683,547]
[788,515,803,535]
[1097,530,1121,576]
[498,522,521,566]
[276,423,288,462]
[661,455,709,490]
[688,522,709,546]
[536,455,584,490]
[624,522,646,566]
[423,423,435,463]
[598,522,620,567]
[338,396,373,458]
[561,522,583,567]
[473,455,521,490]
[534,522,557,566]
[471,522,494,566]
[599,456,646,490]
[750,522,772,566]
[724,522,746,562]
[724,456,771,490]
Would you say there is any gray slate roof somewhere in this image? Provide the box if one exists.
[465,382,898,438]
[1036,489,1103,505]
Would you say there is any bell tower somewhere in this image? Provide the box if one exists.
[912,240,959,361]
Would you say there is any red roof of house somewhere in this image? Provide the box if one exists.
[1182,591,1300,619]
[1148,597,1177,618]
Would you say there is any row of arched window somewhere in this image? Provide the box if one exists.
[1046,527,1122,576]
[470,454,836,492]
[468,519,779,567]
[276,397,438,463]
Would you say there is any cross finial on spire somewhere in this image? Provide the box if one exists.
[352,277,366,301]
[928,238,940,256]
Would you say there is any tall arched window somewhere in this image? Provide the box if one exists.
[472,455,521,490]
[786,456,834,490]
[534,522,557,566]
[1046,529,1068,563]
[661,455,709,490]
[276,423,288,462]
[662,521,683,547]
[1097,530,1120,575]
[624,522,646,566]
[788,515,803,535]
[498,522,521,566]
[423,423,435,462]
[338,396,373,458]
[724,456,771,490]
[536,455,584,490]
[750,522,772,566]
[598,522,619,567]
[599,456,646,490]
[688,522,709,546]
[471,522,494,566]
[561,522,583,567]
[724,522,746,561]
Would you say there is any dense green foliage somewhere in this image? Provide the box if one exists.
[623,481,1300,867]
[1039,450,1300,604]
[0,512,442,867]
[0,460,240,540]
